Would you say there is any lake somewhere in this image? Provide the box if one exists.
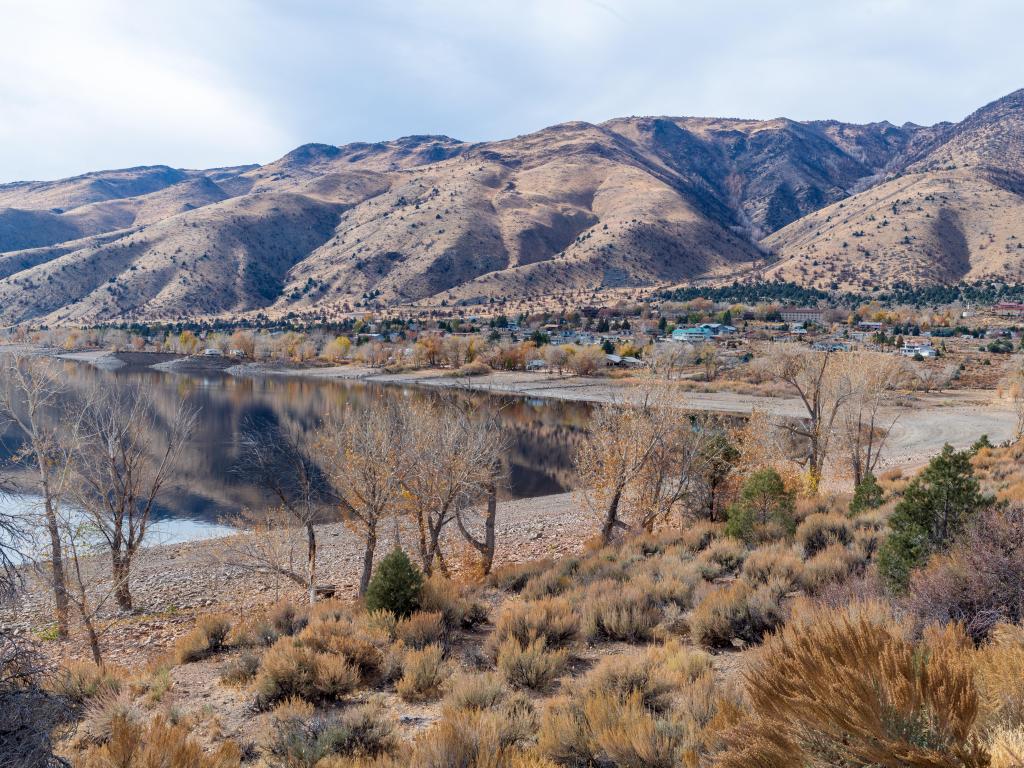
[0,359,592,545]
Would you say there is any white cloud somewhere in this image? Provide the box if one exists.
[0,0,1021,182]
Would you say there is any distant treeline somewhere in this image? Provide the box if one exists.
[661,280,1024,308]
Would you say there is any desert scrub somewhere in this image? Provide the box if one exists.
[219,651,261,686]
[679,521,723,553]
[395,611,447,650]
[487,559,555,593]
[412,706,543,768]
[419,573,488,629]
[268,698,397,767]
[716,603,986,768]
[496,636,568,692]
[254,637,359,707]
[741,543,804,588]
[800,543,860,594]
[268,600,309,637]
[51,661,125,708]
[77,690,144,746]
[295,619,386,683]
[75,713,240,768]
[696,537,746,580]
[795,512,853,557]
[581,583,662,643]
[489,597,579,654]
[397,644,447,702]
[174,613,232,664]
[688,579,786,648]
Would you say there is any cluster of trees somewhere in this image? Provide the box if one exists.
[0,354,196,663]
[223,394,506,605]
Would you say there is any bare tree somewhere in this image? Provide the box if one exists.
[837,353,901,485]
[214,506,310,598]
[0,474,27,605]
[766,345,854,487]
[318,401,405,596]
[397,397,503,576]
[574,390,674,544]
[238,420,330,605]
[71,383,196,612]
[0,631,70,768]
[453,410,507,576]
[0,354,74,636]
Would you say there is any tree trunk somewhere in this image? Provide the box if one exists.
[42,498,69,637]
[359,526,376,597]
[481,483,497,575]
[112,551,132,611]
[84,617,103,665]
[601,486,624,544]
[306,523,317,605]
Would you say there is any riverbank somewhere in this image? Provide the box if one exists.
[4,492,588,666]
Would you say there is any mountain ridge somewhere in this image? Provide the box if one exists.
[1,90,1022,324]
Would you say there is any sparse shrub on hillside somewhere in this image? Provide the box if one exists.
[906,505,1024,642]
[974,625,1024,733]
[76,714,240,768]
[489,597,580,653]
[716,603,987,768]
[254,637,359,707]
[521,568,573,600]
[419,574,487,629]
[295,620,385,682]
[397,645,447,703]
[742,543,804,588]
[445,672,512,711]
[365,548,423,618]
[801,543,860,594]
[795,513,853,558]
[220,652,260,686]
[174,613,232,664]
[268,600,309,638]
[268,699,397,767]
[688,579,786,648]
[581,584,661,643]
[487,560,555,593]
[696,537,746,580]
[52,661,124,709]
[497,637,567,692]
[395,611,447,650]
[412,705,541,768]
[77,690,143,746]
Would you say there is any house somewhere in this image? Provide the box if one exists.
[672,327,713,343]
[812,341,849,352]
[780,307,824,324]
[526,359,546,371]
[857,321,884,331]
[994,302,1024,318]
[201,348,223,357]
[900,343,938,358]
[697,323,737,336]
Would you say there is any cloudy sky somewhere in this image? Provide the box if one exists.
[1,0,1021,182]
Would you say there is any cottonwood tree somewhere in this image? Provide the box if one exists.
[453,410,508,575]
[766,345,854,487]
[837,352,902,485]
[239,419,330,605]
[397,397,503,575]
[318,401,405,596]
[575,391,676,544]
[214,506,313,599]
[72,383,196,612]
[0,474,25,605]
[0,354,74,636]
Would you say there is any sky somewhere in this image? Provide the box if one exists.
[1,0,1022,183]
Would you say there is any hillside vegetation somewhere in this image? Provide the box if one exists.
[4,90,1024,323]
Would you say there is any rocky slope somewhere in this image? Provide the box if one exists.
[1,90,1022,323]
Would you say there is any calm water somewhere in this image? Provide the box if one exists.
[0,360,592,544]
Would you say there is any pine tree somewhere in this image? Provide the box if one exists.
[849,473,884,515]
[877,444,989,592]
[726,468,795,543]
[364,547,423,617]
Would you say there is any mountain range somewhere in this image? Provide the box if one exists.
[2,90,1023,325]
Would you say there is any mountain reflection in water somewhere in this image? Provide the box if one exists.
[0,361,592,531]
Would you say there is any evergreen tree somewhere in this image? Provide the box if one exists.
[849,473,884,515]
[877,444,989,592]
[364,547,423,617]
[726,468,795,543]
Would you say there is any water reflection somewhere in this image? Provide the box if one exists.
[0,361,591,534]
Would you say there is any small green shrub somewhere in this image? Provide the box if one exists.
[365,548,423,618]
